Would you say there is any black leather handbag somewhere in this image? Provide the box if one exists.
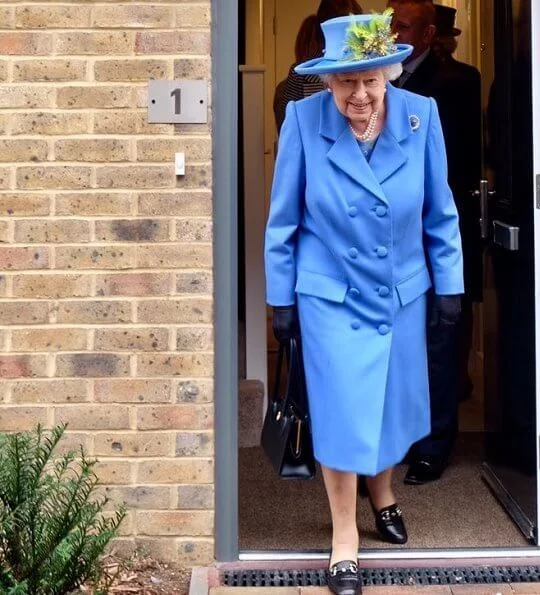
[261,337,316,479]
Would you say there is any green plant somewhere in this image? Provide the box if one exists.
[0,425,125,595]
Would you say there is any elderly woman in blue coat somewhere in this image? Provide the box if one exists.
[265,11,463,595]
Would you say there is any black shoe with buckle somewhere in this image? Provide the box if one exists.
[373,503,408,544]
[326,560,362,595]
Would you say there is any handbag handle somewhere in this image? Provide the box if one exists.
[271,340,286,405]
[271,337,308,417]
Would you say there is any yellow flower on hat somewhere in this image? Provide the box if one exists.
[344,8,398,60]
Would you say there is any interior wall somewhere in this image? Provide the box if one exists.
[245,0,263,64]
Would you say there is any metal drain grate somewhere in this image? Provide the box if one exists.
[223,566,540,587]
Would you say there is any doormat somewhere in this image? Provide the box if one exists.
[223,566,540,587]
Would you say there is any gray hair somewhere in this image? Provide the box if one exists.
[320,63,403,85]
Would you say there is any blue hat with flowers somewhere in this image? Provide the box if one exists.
[294,10,413,75]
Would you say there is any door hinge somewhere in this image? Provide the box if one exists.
[273,16,277,36]
[536,174,540,209]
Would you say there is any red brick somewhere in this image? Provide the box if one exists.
[12,274,91,298]
[0,247,49,270]
[14,220,90,243]
[95,219,169,242]
[94,327,169,351]
[55,139,131,163]
[54,404,130,430]
[94,110,172,135]
[0,405,48,430]
[11,329,87,352]
[95,59,169,82]
[54,431,93,455]
[176,431,213,456]
[135,510,213,536]
[11,379,88,403]
[176,379,213,403]
[96,273,171,297]
[56,354,130,378]
[176,271,212,294]
[13,59,86,83]
[0,302,49,325]
[175,219,212,242]
[0,194,50,216]
[93,5,172,28]
[174,57,210,79]
[99,485,171,509]
[0,355,47,378]
[55,192,132,216]
[137,353,213,377]
[136,245,212,269]
[177,485,214,509]
[93,460,132,485]
[15,6,91,29]
[137,404,213,430]
[56,301,131,324]
[96,165,175,189]
[54,246,136,270]
[137,298,212,323]
[137,459,213,484]
[56,31,135,56]
[0,168,11,189]
[94,432,173,457]
[138,191,212,216]
[0,32,53,55]
[135,31,209,54]
[57,86,134,109]
[17,166,92,190]
[176,327,213,351]
[176,164,212,189]
[94,379,172,403]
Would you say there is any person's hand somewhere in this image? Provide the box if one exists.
[429,295,461,328]
[272,306,298,343]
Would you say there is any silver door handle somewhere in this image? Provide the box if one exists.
[472,180,495,239]
[474,180,489,239]
[493,220,519,251]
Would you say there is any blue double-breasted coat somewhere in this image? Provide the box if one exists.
[264,83,464,475]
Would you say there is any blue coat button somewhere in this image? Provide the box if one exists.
[351,320,361,330]
[376,246,388,258]
[349,288,360,298]
[378,286,390,297]
[348,248,359,259]
[348,206,358,217]
[375,206,387,217]
[378,324,390,335]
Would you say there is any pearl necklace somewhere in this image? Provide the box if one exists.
[348,110,379,142]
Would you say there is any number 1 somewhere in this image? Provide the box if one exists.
[171,88,181,115]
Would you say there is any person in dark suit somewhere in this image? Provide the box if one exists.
[388,0,482,484]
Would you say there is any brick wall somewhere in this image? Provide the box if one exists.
[0,1,214,565]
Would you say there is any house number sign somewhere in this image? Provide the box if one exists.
[148,80,207,124]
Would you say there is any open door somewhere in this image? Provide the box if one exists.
[481,0,537,541]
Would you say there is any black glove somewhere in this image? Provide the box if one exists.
[272,305,299,343]
[429,294,462,328]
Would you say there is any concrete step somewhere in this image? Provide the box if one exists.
[238,378,265,447]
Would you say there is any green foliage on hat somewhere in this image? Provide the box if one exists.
[345,9,398,60]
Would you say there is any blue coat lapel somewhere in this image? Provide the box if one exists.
[320,83,413,202]
[369,83,411,185]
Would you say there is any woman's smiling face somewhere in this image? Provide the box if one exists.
[328,69,386,124]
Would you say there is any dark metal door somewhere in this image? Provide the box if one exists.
[481,0,537,542]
